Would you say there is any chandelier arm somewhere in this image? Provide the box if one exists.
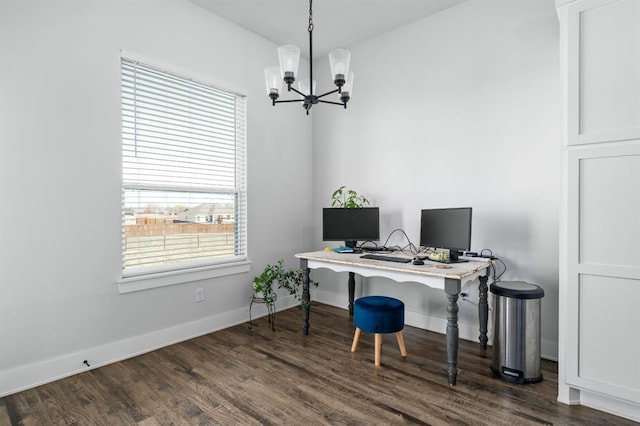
[315,88,340,100]
[275,99,306,103]
[317,100,346,106]
[289,86,307,97]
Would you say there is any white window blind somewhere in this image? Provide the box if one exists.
[121,58,247,277]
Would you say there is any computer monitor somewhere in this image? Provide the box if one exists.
[323,207,380,249]
[419,207,472,262]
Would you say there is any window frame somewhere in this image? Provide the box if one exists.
[118,56,250,293]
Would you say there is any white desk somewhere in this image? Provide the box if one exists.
[295,250,492,385]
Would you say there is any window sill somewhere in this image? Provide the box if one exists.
[117,260,252,294]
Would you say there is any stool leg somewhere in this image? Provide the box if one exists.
[374,333,382,367]
[351,328,361,352]
[396,331,407,358]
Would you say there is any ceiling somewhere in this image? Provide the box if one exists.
[190,0,466,59]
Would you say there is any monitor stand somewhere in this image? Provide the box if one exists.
[345,240,362,254]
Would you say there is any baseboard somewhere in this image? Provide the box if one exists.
[0,296,300,398]
[556,386,640,422]
[581,390,640,422]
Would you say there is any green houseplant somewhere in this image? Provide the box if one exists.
[331,185,370,208]
[276,267,318,308]
[252,260,284,304]
[253,259,318,307]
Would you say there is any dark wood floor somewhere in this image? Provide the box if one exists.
[0,303,634,425]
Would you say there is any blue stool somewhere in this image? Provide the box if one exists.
[351,296,407,366]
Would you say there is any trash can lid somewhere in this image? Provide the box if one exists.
[490,281,544,299]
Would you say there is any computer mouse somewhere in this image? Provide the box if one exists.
[412,257,424,265]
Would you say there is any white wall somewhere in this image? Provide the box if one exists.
[311,0,561,359]
[0,0,312,395]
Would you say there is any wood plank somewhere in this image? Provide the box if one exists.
[0,404,11,425]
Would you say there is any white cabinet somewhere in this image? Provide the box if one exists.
[557,0,640,421]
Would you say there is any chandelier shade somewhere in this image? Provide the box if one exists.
[340,71,354,104]
[277,44,300,86]
[328,49,351,87]
[263,0,353,114]
[264,66,283,100]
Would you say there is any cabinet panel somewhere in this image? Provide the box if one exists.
[566,141,640,406]
[578,274,640,394]
[580,0,640,138]
[568,0,640,145]
[579,153,640,266]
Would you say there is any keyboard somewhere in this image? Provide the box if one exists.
[360,254,412,263]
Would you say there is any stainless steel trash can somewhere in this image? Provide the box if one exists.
[490,281,544,384]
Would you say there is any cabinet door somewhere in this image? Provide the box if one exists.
[565,0,640,146]
[566,143,640,403]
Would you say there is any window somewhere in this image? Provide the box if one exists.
[121,58,247,279]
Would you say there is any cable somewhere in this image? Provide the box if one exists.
[359,240,381,250]
[360,228,419,254]
[361,232,506,276]
[492,257,506,281]
[480,248,493,258]
[475,248,507,281]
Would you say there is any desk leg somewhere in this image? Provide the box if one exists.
[478,268,490,350]
[300,259,310,335]
[445,278,461,386]
[348,272,355,316]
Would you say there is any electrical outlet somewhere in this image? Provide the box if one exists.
[196,287,205,303]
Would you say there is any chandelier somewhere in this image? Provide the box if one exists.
[264,0,354,115]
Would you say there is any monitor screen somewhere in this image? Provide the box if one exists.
[323,207,380,247]
[419,207,472,254]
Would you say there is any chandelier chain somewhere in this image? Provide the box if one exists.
[308,0,314,33]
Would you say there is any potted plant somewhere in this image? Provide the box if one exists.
[331,185,370,208]
[252,259,318,307]
[252,260,285,304]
